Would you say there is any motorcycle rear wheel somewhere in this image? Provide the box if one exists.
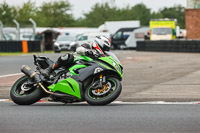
[85,77,122,105]
[10,76,44,105]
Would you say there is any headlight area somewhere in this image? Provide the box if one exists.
[54,42,60,47]
[54,42,61,51]
[110,59,121,73]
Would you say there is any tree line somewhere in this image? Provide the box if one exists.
[0,0,185,28]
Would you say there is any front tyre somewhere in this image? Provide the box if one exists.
[10,76,44,105]
[85,77,122,105]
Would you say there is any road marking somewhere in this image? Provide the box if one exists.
[2,100,200,104]
[0,99,9,102]
[0,73,23,78]
[112,101,200,104]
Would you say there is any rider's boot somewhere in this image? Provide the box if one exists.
[42,63,57,78]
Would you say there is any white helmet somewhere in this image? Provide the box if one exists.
[92,36,111,54]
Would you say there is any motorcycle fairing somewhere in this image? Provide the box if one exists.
[69,64,87,76]
[70,62,109,81]
[48,77,81,100]
[98,56,123,78]
[74,55,93,62]
[69,55,123,81]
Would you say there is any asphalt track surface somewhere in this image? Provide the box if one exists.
[0,102,200,133]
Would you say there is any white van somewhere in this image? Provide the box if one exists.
[125,27,150,49]
[69,32,110,51]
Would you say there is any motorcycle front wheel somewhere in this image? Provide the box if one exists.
[10,76,44,105]
[84,77,122,105]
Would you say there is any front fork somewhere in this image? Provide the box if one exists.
[99,74,107,88]
[92,74,107,89]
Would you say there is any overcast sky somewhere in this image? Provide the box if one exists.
[1,0,187,18]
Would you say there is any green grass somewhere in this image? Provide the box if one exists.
[0,51,54,56]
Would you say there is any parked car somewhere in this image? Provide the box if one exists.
[68,32,110,51]
[54,35,76,53]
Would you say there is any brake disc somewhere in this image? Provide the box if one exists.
[92,82,112,96]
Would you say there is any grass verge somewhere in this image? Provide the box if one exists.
[0,51,54,56]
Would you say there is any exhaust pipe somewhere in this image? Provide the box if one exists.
[21,65,36,78]
[21,65,54,95]
[38,83,54,95]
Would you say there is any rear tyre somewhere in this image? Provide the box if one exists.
[10,76,44,105]
[85,77,122,105]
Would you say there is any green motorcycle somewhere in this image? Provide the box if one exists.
[10,52,123,105]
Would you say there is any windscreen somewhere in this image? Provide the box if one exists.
[105,51,120,64]
[152,28,172,35]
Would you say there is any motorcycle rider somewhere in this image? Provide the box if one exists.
[76,36,111,57]
[42,36,111,77]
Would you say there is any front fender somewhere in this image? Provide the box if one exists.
[102,69,122,81]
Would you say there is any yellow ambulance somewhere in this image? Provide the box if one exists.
[150,19,176,40]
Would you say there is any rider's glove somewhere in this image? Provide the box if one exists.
[76,47,86,55]
[86,50,100,58]
[85,50,93,56]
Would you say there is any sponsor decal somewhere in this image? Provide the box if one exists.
[25,66,30,70]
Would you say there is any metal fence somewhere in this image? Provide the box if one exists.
[0,41,41,52]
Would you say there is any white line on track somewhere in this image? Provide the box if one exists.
[0,99,9,102]
[112,101,200,104]
[0,73,23,78]
[1,100,200,104]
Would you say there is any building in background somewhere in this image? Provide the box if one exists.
[187,0,200,8]
[185,0,200,39]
